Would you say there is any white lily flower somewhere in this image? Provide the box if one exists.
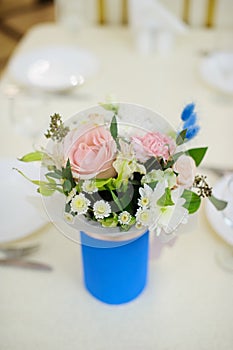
[142,168,176,189]
[151,187,189,235]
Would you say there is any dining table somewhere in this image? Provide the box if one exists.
[0,23,233,350]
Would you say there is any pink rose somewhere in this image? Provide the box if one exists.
[173,155,196,188]
[64,124,117,179]
[132,132,176,162]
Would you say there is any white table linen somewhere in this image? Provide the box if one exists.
[0,24,233,350]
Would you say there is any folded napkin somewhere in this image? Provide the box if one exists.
[129,0,188,54]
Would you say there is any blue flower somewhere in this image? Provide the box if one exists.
[179,102,200,141]
[185,125,200,140]
[183,112,197,129]
[181,103,195,121]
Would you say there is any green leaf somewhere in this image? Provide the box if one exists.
[63,179,72,194]
[144,157,160,172]
[147,181,158,190]
[110,114,118,140]
[182,189,201,214]
[14,168,61,196]
[18,151,45,162]
[157,188,174,207]
[13,168,42,186]
[38,183,56,196]
[186,147,208,166]
[46,171,62,179]
[208,195,227,211]
[111,190,124,211]
[99,103,119,114]
[176,129,187,146]
[100,214,118,227]
[95,178,113,189]
[62,159,76,187]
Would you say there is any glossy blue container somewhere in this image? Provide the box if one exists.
[80,230,149,305]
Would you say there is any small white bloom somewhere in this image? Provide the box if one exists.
[82,180,98,194]
[136,208,152,227]
[64,212,75,224]
[135,222,143,230]
[118,211,132,225]
[66,187,77,203]
[138,184,153,208]
[70,193,90,215]
[93,200,111,219]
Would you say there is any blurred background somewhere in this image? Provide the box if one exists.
[1,0,233,74]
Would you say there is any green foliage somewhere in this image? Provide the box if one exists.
[182,189,201,214]
[208,195,227,211]
[176,129,187,146]
[186,147,208,166]
[18,151,45,162]
[61,159,76,189]
[99,103,119,114]
[110,114,118,140]
[99,214,118,227]
[157,188,174,207]
[44,113,69,142]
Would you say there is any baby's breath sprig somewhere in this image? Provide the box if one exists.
[193,175,212,198]
[45,113,69,142]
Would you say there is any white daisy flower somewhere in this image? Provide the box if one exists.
[118,211,132,225]
[66,187,77,203]
[138,184,153,208]
[136,208,152,227]
[70,193,90,215]
[93,200,111,219]
[135,222,143,230]
[82,180,98,194]
[64,212,75,224]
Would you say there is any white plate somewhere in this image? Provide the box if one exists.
[205,174,233,246]
[8,45,99,92]
[200,51,233,95]
[0,158,48,243]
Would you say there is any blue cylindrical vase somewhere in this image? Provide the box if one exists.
[80,230,149,305]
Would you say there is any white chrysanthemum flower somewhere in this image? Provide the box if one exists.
[66,187,77,203]
[82,180,98,194]
[136,208,152,227]
[93,200,111,219]
[70,193,90,215]
[135,222,143,230]
[138,184,153,208]
[64,212,75,224]
[118,211,132,225]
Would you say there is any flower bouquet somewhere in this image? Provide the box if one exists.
[17,103,226,304]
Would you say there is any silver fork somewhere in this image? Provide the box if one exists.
[0,244,39,258]
[0,243,53,271]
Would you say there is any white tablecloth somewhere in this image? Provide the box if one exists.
[1,24,233,350]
